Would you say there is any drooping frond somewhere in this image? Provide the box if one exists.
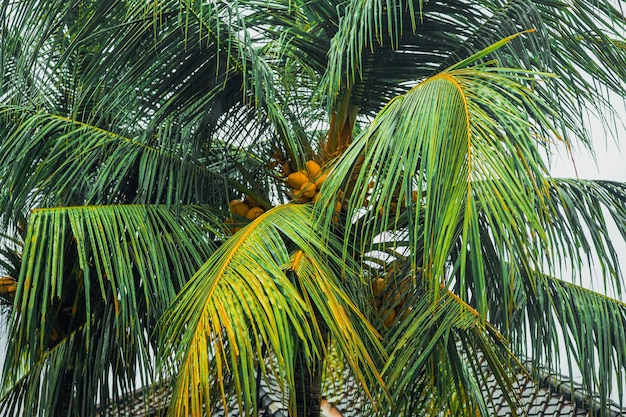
[1,204,217,416]
[288,249,386,399]
[316,38,626,413]
[542,179,626,291]
[449,178,626,416]
[513,273,626,415]
[159,203,384,417]
[1,0,626,415]
[320,54,555,310]
[0,108,246,216]
[382,285,517,416]
[324,0,626,146]
[0,0,314,211]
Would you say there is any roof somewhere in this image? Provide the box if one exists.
[320,364,626,417]
[99,362,625,417]
[484,367,624,417]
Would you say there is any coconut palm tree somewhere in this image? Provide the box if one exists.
[1,0,626,416]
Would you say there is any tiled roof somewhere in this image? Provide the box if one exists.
[99,363,625,416]
[98,373,289,417]
[485,368,624,417]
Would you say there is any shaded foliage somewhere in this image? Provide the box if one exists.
[0,1,625,416]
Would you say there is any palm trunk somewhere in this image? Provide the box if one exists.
[294,350,323,417]
[54,370,74,417]
[293,315,329,417]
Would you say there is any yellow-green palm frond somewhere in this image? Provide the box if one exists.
[288,249,386,403]
[159,203,384,417]
[382,285,518,416]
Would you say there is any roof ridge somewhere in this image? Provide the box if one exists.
[526,361,625,417]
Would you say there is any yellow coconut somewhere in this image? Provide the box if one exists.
[231,202,251,217]
[300,182,317,199]
[229,199,244,211]
[314,173,328,188]
[0,277,16,294]
[245,196,261,208]
[372,278,387,296]
[287,171,310,189]
[305,160,322,180]
[312,192,322,203]
[293,194,309,203]
[246,207,265,220]
[383,308,397,329]
[50,327,60,344]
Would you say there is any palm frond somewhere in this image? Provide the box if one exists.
[1,204,217,416]
[0,0,325,209]
[382,285,518,416]
[1,1,626,416]
[443,178,626,415]
[1,306,146,416]
[542,179,626,292]
[0,108,249,216]
[323,0,626,140]
[513,273,626,415]
[319,57,555,312]
[159,203,384,417]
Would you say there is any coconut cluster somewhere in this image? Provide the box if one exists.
[286,160,327,203]
[371,276,412,329]
[225,196,266,233]
[286,160,343,220]
[229,197,265,220]
[224,158,344,235]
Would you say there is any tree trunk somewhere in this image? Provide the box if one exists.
[293,315,329,417]
[294,350,323,417]
[54,370,74,417]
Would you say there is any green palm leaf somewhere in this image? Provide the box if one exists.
[324,0,626,136]
[2,0,626,415]
[515,273,626,414]
[317,37,626,413]
[0,0,311,210]
[382,285,517,416]
[1,204,217,416]
[543,179,626,289]
[159,203,384,416]
[320,60,554,305]
[0,108,246,214]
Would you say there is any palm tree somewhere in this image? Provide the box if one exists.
[1,0,626,416]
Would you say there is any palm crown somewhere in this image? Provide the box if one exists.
[1,1,626,416]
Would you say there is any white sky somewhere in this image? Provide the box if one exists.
[543,103,626,402]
